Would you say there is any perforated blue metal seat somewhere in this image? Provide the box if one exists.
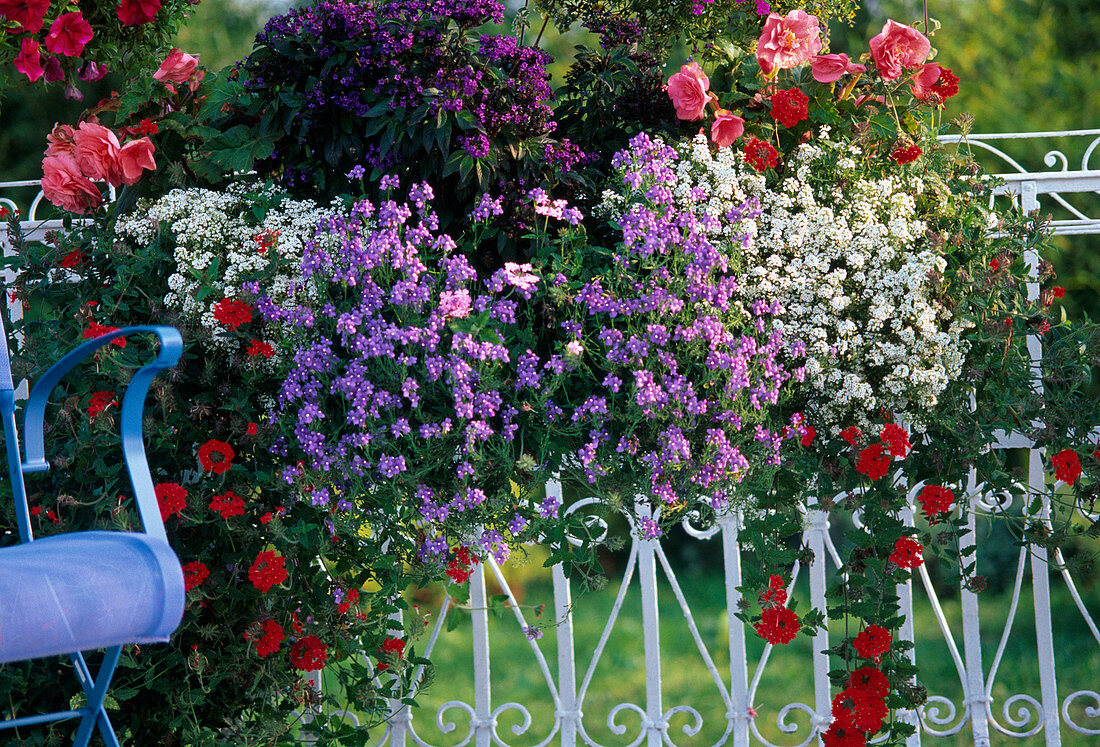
[0,321,184,747]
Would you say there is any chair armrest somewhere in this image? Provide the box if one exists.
[22,326,183,542]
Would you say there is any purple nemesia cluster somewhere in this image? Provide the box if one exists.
[262,179,548,568]
[535,132,803,513]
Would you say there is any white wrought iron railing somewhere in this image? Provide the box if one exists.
[2,129,1099,746]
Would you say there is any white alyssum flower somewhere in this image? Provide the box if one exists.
[602,133,973,432]
[117,183,339,363]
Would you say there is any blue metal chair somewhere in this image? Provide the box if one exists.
[0,318,185,747]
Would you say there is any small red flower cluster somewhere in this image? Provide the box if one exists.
[754,575,800,645]
[182,561,209,591]
[59,250,85,268]
[198,438,235,474]
[770,87,809,128]
[84,321,126,348]
[155,482,187,521]
[743,137,779,172]
[890,143,922,164]
[246,619,284,658]
[824,665,891,745]
[446,546,479,583]
[249,550,288,593]
[1052,448,1081,484]
[918,484,954,519]
[246,339,275,358]
[376,636,406,671]
[209,490,246,519]
[800,425,816,447]
[888,536,923,569]
[852,624,891,660]
[289,635,328,670]
[854,423,911,481]
[86,390,117,419]
[252,230,280,254]
[336,588,360,615]
[212,298,253,329]
[931,67,960,99]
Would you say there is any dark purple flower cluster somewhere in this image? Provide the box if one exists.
[584,13,646,49]
[536,132,805,510]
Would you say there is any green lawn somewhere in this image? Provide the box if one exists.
[333,550,1100,746]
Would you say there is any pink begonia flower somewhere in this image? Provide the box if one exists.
[115,0,161,26]
[0,0,50,34]
[13,38,43,82]
[869,20,930,81]
[710,109,745,148]
[118,137,157,186]
[72,121,123,186]
[41,155,102,214]
[45,123,76,158]
[810,53,866,83]
[666,62,710,121]
[503,262,539,291]
[756,10,822,74]
[44,11,94,58]
[909,63,943,100]
[153,48,201,90]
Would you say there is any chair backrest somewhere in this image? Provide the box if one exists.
[0,308,33,545]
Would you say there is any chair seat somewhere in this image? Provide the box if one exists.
[0,531,185,664]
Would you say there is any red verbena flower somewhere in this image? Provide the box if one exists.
[246,422,258,436]
[1052,286,1066,298]
[1052,448,1082,483]
[878,423,910,458]
[155,482,187,521]
[822,709,865,746]
[59,249,85,268]
[743,138,779,172]
[212,298,253,329]
[379,637,406,657]
[836,687,888,733]
[254,619,284,657]
[930,67,959,99]
[209,490,245,519]
[198,438,235,474]
[84,321,126,347]
[989,258,1000,271]
[918,485,954,518]
[760,574,788,607]
[839,426,862,445]
[853,625,892,660]
[856,443,891,481]
[86,391,117,418]
[800,425,816,447]
[246,339,275,358]
[889,537,924,568]
[182,561,209,591]
[248,550,288,593]
[289,635,328,670]
[891,143,923,164]
[848,666,889,698]
[754,605,800,645]
[770,87,809,128]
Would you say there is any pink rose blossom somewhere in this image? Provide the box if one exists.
[13,38,43,82]
[44,11,94,58]
[115,0,160,26]
[756,10,822,74]
[666,62,710,121]
[153,48,200,88]
[72,122,123,186]
[810,53,865,83]
[909,63,943,100]
[41,155,102,214]
[45,123,76,157]
[710,109,745,148]
[869,20,931,81]
[118,137,157,186]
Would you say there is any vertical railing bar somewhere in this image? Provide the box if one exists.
[805,499,832,741]
[897,502,921,746]
[961,467,992,747]
[470,553,493,747]
[636,499,664,747]
[720,511,751,747]
[549,479,580,745]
